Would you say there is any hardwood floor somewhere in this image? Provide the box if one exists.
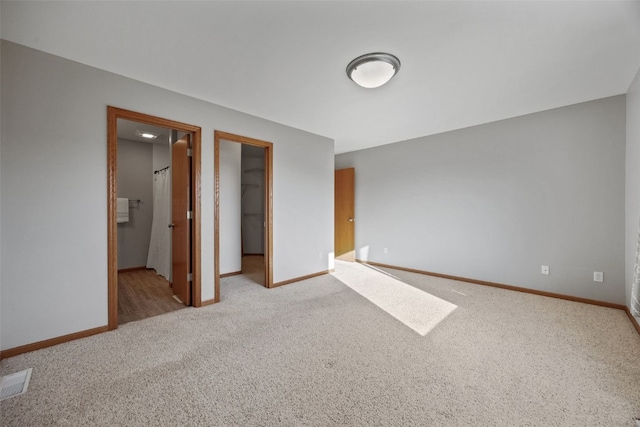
[118,269,185,325]
[119,257,263,325]
[242,255,265,286]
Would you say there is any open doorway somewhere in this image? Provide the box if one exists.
[107,107,202,330]
[240,144,267,285]
[116,120,183,324]
[214,131,273,301]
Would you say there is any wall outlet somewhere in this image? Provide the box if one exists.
[541,265,549,275]
[383,247,388,254]
[319,252,323,260]
[593,271,604,283]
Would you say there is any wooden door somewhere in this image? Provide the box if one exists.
[171,134,191,305]
[335,168,355,262]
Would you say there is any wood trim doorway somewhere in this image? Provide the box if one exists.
[214,131,273,302]
[107,106,202,330]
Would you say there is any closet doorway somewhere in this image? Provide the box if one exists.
[214,131,273,301]
[107,107,202,330]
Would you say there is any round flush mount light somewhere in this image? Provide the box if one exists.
[346,52,401,89]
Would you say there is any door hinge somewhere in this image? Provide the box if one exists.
[187,210,192,220]
[187,273,193,282]
[187,148,193,157]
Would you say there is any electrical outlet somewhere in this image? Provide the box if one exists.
[319,252,323,260]
[593,272,604,283]
[541,265,549,275]
[383,247,388,254]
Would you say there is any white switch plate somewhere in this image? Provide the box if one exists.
[593,272,603,283]
[383,247,388,254]
[541,265,549,275]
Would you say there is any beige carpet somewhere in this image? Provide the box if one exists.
[1,261,639,426]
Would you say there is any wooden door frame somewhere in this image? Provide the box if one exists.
[214,131,273,301]
[107,106,202,330]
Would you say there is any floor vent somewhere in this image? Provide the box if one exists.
[0,368,32,401]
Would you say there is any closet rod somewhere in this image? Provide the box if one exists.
[154,166,170,174]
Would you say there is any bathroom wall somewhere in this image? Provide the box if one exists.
[116,138,153,270]
[152,143,170,173]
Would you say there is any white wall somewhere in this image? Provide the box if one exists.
[219,140,242,274]
[0,40,334,351]
[626,67,640,309]
[336,96,626,304]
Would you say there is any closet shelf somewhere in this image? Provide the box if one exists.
[241,184,259,197]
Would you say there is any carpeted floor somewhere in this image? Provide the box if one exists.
[1,261,639,426]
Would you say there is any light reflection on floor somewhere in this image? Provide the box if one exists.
[332,260,457,336]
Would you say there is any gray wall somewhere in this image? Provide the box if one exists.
[0,40,334,351]
[336,96,626,304]
[117,138,153,270]
[626,67,640,309]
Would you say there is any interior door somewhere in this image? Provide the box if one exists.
[335,168,355,261]
[171,134,191,304]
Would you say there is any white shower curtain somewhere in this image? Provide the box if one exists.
[632,217,640,317]
[146,169,172,281]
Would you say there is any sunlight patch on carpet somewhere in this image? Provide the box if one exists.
[332,261,457,336]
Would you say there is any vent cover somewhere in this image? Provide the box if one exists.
[0,368,32,401]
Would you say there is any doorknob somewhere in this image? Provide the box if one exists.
[168,223,175,228]
[348,218,354,222]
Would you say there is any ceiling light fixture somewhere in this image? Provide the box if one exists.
[136,130,158,140]
[346,52,401,89]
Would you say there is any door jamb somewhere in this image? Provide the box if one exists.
[214,131,273,301]
[107,106,202,330]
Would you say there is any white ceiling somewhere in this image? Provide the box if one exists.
[117,119,171,145]
[3,1,640,154]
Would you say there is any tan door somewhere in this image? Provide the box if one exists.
[335,168,355,262]
[171,134,191,305]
